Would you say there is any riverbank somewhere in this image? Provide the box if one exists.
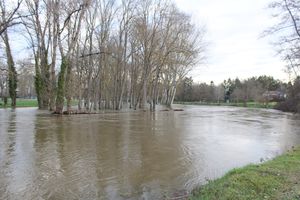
[190,147,300,200]
[175,101,277,109]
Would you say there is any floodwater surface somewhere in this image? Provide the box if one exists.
[0,106,300,199]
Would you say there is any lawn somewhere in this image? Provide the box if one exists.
[0,98,38,108]
[190,147,300,200]
[0,98,79,109]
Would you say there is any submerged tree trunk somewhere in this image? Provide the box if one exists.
[49,20,58,111]
[65,59,73,112]
[2,30,17,108]
[55,57,68,114]
[40,52,50,110]
[34,62,42,109]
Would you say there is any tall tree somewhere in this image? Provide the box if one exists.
[23,0,54,109]
[0,0,18,107]
[55,0,91,114]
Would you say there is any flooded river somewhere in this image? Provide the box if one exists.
[0,106,300,199]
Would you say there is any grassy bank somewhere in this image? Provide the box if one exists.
[175,101,277,109]
[190,147,300,200]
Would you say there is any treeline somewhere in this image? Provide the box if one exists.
[0,0,205,112]
[175,76,285,104]
[176,75,300,113]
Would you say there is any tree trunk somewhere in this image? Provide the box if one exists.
[55,57,68,114]
[40,53,50,110]
[2,30,17,108]
[65,59,73,112]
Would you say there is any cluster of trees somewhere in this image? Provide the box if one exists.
[175,77,223,103]
[276,77,300,112]
[175,76,284,105]
[0,0,205,112]
[268,0,300,112]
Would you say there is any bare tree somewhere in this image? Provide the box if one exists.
[267,0,300,77]
[55,0,91,114]
[0,0,18,107]
[22,0,55,109]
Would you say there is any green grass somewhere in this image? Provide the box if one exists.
[190,147,300,200]
[0,98,38,108]
[0,98,79,109]
[175,101,277,109]
[231,102,277,109]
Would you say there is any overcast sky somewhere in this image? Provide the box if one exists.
[174,0,287,84]
[7,0,288,84]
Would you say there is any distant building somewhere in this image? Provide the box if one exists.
[263,91,286,101]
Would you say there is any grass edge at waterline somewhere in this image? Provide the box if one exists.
[190,147,300,200]
[175,101,277,109]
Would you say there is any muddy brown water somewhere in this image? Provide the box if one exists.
[0,105,300,199]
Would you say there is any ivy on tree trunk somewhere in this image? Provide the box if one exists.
[3,31,17,108]
[34,66,42,109]
[55,57,68,114]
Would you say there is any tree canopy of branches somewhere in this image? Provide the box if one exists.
[0,0,23,35]
[268,0,300,77]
